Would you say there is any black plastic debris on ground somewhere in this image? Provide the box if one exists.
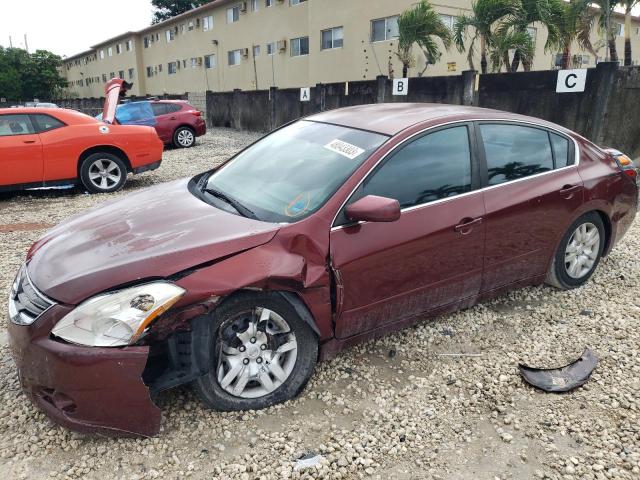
[518,348,598,393]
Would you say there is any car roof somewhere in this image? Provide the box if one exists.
[0,107,99,124]
[306,103,564,136]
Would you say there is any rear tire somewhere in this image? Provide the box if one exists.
[173,126,196,148]
[193,292,318,411]
[546,212,605,289]
[79,152,127,194]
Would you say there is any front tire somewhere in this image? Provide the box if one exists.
[193,292,318,411]
[546,212,605,289]
[173,126,196,148]
[79,153,127,193]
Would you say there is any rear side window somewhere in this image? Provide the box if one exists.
[166,103,182,113]
[0,114,35,136]
[480,124,553,186]
[31,114,66,133]
[361,126,473,208]
[151,103,169,116]
[550,132,571,167]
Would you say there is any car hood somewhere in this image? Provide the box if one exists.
[27,179,280,305]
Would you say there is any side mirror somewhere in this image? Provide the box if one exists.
[345,195,401,223]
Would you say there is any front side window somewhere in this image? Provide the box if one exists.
[205,54,216,69]
[321,26,344,50]
[0,114,36,137]
[371,16,399,42]
[204,120,387,223]
[31,114,65,133]
[227,6,240,23]
[151,103,169,116]
[480,124,554,186]
[228,49,242,65]
[360,126,472,209]
[291,36,309,56]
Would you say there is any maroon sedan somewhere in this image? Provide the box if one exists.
[148,100,206,148]
[8,104,637,436]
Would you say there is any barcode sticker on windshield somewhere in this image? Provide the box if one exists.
[324,139,365,159]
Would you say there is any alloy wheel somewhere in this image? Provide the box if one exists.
[88,159,122,190]
[177,129,195,147]
[216,307,297,399]
[564,222,600,279]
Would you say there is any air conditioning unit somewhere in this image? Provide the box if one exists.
[277,39,287,52]
[240,1,248,12]
[241,48,249,57]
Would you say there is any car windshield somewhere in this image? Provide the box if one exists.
[203,120,387,223]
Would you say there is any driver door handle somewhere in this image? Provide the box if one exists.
[559,184,583,198]
[23,140,36,144]
[454,217,483,234]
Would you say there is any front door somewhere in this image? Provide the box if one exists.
[330,125,485,339]
[0,114,43,187]
[477,123,584,292]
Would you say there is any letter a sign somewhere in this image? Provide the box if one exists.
[393,78,409,96]
[300,87,310,102]
[556,69,587,93]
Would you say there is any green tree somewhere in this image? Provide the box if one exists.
[454,0,518,74]
[152,0,213,23]
[396,0,453,78]
[548,0,595,69]
[488,28,535,72]
[623,0,638,66]
[0,47,66,102]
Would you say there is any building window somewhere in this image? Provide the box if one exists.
[227,6,240,23]
[158,64,163,72]
[614,22,624,37]
[118,70,124,78]
[439,14,457,31]
[371,16,399,42]
[126,40,133,51]
[166,29,175,42]
[265,0,272,5]
[108,47,113,57]
[291,36,309,56]
[321,26,343,50]
[99,49,105,59]
[191,57,199,68]
[144,37,149,48]
[253,45,261,56]
[116,44,122,54]
[109,71,115,79]
[128,68,135,79]
[251,0,259,11]
[146,66,153,77]
[102,73,107,82]
[203,15,214,31]
[205,54,216,69]
[290,0,307,4]
[168,61,178,74]
[188,20,195,31]
[266,42,276,55]
[228,49,242,65]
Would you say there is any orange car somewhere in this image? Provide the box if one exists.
[0,80,163,194]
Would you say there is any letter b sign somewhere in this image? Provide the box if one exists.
[393,78,409,96]
[556,69,587,93]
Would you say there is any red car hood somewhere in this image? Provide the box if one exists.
[27,179,280,305]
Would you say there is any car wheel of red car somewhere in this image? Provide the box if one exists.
[193,292,318,411]
[173,126,196,148]
[546,212,605,290]
[80,153,127,194]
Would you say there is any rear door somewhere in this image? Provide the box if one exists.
[152,102,181,143]
[477,122,583,293]
[330,124,485,338]
[0,114,43,187]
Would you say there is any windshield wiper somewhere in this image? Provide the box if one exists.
[202,187,258,220]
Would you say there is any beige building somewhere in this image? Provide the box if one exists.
[62,0,640,98]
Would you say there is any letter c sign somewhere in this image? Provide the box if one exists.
[556,69,587,93]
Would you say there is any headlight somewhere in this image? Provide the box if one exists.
[51,282,185,347]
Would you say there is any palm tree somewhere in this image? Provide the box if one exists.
[454,0,518,74]
[548,0,595,69]
[594,0,619,62]
[396,0,453,77]
[488,28,536,72]
[622,0,637,65]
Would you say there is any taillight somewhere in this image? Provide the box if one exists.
[187,110,201,117]
[624,168,637,179]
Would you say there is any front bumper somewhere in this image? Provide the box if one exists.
[7,304,161,437]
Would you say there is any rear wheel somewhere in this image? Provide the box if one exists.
[173,126,196,148]
[546,212,605,289]
[193,293,318,411]
[79,153,127,193]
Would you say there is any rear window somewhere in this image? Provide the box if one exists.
[550,132,571,167]
[31,114,66,133]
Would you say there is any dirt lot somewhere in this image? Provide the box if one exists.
[0,130,639,480]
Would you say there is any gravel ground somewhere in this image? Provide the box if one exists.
[0,129,639,480]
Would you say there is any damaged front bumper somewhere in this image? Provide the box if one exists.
[7,304,162,437]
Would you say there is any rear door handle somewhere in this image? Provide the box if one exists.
[559,184,583,198]
[454,217,483,234]
[170,116,177,120]
[23,140,36,144]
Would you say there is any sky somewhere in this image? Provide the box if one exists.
[0,0,154,58]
